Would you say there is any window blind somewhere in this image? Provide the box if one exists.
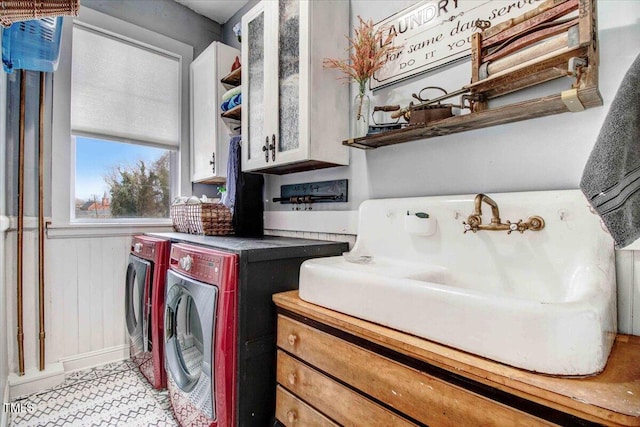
[71,24,180,148]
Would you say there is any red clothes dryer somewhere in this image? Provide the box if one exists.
[164,243,238,427]
[126,235,170,389]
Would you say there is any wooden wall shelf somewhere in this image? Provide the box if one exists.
[221,67,241,86]
[344,0,601,151]
[221,104,241,120]
[344,86,602,150]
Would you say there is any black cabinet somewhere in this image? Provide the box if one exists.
[147,232,348,426]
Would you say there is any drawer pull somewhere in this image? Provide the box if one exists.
[288,333,298,346]
[287,410,298,423]
[288,372,296,385]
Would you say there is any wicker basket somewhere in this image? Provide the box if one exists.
[171,197,234,236]
[170,197,190,233]
[1,0,80,27]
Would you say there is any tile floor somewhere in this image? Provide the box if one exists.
[10,360,178,427]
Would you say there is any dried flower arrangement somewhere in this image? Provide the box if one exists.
[323,16,399,92]
[323,16,401,128]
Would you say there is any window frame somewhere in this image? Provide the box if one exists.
[51,7,192,234]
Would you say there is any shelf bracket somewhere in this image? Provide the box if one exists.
[561,88,585,112]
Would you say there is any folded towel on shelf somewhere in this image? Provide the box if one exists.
[221,93,242,112]
[580,53,640,248]
[222,85,241,101]
[229,93,241,108]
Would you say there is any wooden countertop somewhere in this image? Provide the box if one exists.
[274,291,640,426]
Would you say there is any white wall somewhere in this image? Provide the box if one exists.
[81,0,223,57]
[263,1,640,210]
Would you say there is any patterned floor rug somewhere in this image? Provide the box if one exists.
[10,360,178,427]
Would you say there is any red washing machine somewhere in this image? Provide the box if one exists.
[164,243,238,427]
[126,235,170,389]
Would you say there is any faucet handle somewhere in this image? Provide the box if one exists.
[506,216,545,234]
[506,220,523,234]
[463,215,481,233]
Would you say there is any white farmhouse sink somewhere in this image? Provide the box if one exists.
[299,190,617,375]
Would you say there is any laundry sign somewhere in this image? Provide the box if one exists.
[371,0,545,90]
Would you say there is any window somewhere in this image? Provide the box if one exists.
[70,22,179,221]
[74,137,172,219]
[52,7,192,230]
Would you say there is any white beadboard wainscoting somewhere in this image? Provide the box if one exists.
[3,220,171,397]
[616,250,640,337]
[264,229,357,249]
[263,211,358,248]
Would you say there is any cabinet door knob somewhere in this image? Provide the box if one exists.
[287,333,298,346]
[262,136,270,162]
[287,410,298,423]
[270,134,276,162]
[287,372,296,385]
[209,152,215,173]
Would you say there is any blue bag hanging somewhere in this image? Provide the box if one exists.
[2,17,63,73]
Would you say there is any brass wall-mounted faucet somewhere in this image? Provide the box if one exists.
[463,194,545,234]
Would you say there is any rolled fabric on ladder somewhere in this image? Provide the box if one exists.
[0,0,80,27]
[480,30,571,79]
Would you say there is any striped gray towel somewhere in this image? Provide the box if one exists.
[580,53,640,248]
[222,135,241,213]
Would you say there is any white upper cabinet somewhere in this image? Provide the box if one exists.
[190,41,240,183]
[241,0,349,174]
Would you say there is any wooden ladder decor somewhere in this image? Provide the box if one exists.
[466,0,598,110]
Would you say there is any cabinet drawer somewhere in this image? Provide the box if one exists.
[276,385,338,427]
[278,350,417,427]
[277,315,555,427]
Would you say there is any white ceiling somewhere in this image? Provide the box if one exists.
[174,0,249,24]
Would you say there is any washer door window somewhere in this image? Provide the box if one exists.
[165,270,217,418]
[126,255,151,352]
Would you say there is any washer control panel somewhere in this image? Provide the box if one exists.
[170,243,234,286]
[131,236,156,260]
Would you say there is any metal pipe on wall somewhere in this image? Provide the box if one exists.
[17,70,26,376]
[38,72,46,371]
[1,31,10,406]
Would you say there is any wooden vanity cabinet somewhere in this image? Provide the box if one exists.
[274,291,640,427]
